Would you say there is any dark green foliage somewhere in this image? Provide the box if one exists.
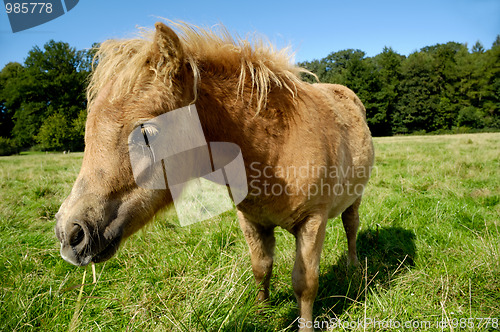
[0,40,92,153]
[0,137,19,156]
[35,111,86,151]
[300,37,500,136]
[0,62,24,138]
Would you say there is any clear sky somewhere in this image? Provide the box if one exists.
[1,0,499,68]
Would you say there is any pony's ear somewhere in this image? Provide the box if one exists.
[151,22,184,77]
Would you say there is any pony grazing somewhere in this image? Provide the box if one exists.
[55,21,374,330]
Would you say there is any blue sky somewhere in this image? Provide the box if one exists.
[1,0,499,68]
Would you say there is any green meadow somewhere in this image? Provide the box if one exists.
[0,133,499,331]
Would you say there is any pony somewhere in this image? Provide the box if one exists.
[55,21,374,330]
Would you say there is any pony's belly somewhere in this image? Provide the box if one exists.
[237,166,371,231]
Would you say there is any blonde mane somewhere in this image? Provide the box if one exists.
[87,21,311,113]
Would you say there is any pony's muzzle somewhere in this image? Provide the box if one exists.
[55,197,124,267]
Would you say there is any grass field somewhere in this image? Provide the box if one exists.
[0,133,499,331]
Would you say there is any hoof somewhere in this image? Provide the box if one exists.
[346,252,360,267]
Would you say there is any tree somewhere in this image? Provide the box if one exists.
[0,62,24,137]
[298,59,326,83]
[5,40,91,148]
[35,113,72,150]
[370,47,405,135]
[394,51,439,133]
[431,42,467,130]
[472,41,485,54]
[481,36,500,128]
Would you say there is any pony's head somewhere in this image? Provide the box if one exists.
[54,23,193,266]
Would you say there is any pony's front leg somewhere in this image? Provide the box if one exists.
[292,213,327,331]
[237,211,275,301]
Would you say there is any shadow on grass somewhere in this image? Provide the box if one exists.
[317,226,416,315]
[269,226,417,330]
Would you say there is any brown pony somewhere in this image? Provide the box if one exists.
[55,21,374,330]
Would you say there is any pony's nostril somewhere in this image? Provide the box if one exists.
[69,223,86,248]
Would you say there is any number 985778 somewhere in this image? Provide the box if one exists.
[5,2,53,14]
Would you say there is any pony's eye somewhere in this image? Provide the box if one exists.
[130,123,160,147]
[140,123,159,146]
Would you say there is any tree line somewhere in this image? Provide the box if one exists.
[1,37,499,155]
[299,37,500,136]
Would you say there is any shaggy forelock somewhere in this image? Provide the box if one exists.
[87,21,313,113]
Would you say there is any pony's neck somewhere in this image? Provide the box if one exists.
[195,73,253,143]
[193,69,295,166]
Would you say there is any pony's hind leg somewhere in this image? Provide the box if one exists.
[341,197,361,266]
[237,211,275,301]
[292,213,327,330]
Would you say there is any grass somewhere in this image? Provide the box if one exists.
[0,133,499,331]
